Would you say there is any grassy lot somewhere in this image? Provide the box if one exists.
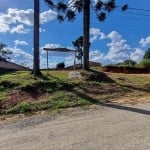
[0,68,150,115]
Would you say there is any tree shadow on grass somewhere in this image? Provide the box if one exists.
[121,84,150,93]
[0,69,16,76]
[71,88,150,116]
[37,73,50,80]
[38,71,150,116]
[81,69,115,83]
[71,89,99,104]
[38,72,64,81]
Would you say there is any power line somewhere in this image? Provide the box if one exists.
[117,6,150,12]
[114,9,150,17]
[125,11,150,17]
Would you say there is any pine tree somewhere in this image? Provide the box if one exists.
[45,0,128,70]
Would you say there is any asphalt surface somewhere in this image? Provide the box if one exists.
[0,103,150,150]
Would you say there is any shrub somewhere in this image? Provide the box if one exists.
[56,62,65,69]
[139,59,150,69]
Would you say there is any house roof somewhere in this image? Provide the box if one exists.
[0,60,28,70]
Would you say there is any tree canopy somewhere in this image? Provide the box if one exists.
[0,43,12,61]
[44,0,127,22]
[44,0,128,70]
[72,36,83,67]
[143,48,150,59]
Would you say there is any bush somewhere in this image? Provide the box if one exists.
[56,62,65,69]
[139,59,150,69]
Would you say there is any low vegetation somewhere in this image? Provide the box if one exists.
[139,59,150,69]
[0,68,150,115]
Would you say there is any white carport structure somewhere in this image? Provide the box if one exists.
[43,47,77,70]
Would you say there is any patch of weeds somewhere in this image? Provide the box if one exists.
[38,91,91,110]
[0,92,6,102]
[4,102,34,114]
[1,91,91,115]
[21,80,74,94]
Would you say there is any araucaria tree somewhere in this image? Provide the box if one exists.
[45,0,128,70]
[0,43,12,61]
[143,48,150,59]
[72,36,83,68]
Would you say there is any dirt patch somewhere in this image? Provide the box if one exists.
[1,90,49,109]
[112,93,150,104]
[80,86,122,96]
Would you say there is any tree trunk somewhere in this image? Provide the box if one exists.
[81,56,83,68]
[33,0,40,76]
[83,0,90,70]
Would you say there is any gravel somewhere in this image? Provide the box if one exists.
[0,103,150,150]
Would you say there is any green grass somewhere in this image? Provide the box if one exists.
[139,59,150,69]
[0,93,6,102]
[2,91,91,114]
[109,73,150,85]
[0,69,150,115]
[5,102,33,114]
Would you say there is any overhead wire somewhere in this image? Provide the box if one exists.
[117,6,150,12]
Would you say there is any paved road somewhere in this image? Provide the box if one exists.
[0,103,150,150]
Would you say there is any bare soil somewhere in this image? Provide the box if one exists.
[1,90,49,109]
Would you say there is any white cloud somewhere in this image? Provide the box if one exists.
[89,50,106,63]
[40,31,145,66]
[88,30,144,65]
[40,10,57,24]
[107,31,122,41]
[64,55,74,67]
[39,28,46,33]
[90,28,106,42]
[139,36,150,47]
[130,48,144,62]
[43,43,61,49]
[8,47,33,68]
[0,8,57,33]
[0,23,9,33]
[14,40,28,47]
[10,24,30,34]
[7,8,34,26]
[0,8,34,26]
[105,31,131,62]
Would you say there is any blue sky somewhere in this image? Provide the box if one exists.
[0,0,150,68]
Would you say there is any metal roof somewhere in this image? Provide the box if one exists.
[43,47,76,52]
